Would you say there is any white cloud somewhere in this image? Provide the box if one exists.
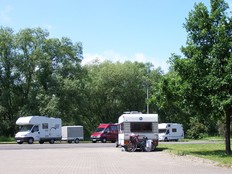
[0,5,12,23]
[82,50,169,72]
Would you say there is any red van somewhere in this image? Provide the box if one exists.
[90,124,118,143]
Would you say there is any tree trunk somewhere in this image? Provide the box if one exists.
[225,108,231,155]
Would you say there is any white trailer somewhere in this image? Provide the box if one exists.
[158,123,184,141]
[15,116,62,144]
[62,126,84,143]
[117,112,159,150]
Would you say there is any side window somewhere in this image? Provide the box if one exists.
[172,128,177,132]
[120,123,124,131]
[105,128,110,133]
[111,125,118,131]
[42,123,48,129]
[32,125,39,132]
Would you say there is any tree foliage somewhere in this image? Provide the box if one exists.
[170,0,232,154]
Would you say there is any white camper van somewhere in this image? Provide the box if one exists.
[62,126,84,143]
[117,112,159,150]
[158,123,184,141]
[15,116,62,144]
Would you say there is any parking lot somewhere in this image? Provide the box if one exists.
[0,143,231,174]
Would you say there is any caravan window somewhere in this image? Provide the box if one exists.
[130,122,152,133]
[120,123,124,131]
[159,129,166,133]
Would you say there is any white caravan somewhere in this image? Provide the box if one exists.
[117,112,159,150]
[15,116,62,144]
[158,123,184,141]
[62,126,84,143]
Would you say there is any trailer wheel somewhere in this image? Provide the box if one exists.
[74,138,79,144]
[28,138,34,144]
[49,139,55,144]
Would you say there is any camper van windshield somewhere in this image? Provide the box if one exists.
[19,125,33,132]
[95,128,105,133]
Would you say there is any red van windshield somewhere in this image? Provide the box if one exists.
[94,128,105,132]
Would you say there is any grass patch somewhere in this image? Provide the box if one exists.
[0,136,14,142]
[159,143,232,167]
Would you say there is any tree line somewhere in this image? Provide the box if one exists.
[0,0,231,154]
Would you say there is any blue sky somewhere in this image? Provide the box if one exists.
[1,0,231,72]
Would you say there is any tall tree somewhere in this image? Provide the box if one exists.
[171,0,232,154]
[0,27,17,136]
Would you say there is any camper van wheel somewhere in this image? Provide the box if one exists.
[49,139,55,144]
[102,138,107,143]
[74,138,80,144]
[28,138,34,144]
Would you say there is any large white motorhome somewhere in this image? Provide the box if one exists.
[15,116,62,144]
[117,112,159,150]
[62,126,84,143]
[158,123,184,141]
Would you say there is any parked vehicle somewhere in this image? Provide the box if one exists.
[90,124,118,143]
[117,112,159,151]
[15,116,62,144]
[158,123,184,141]
[62,126,84,143]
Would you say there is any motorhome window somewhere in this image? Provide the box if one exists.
[159,129,166,133]
[130,122,152,132]
[172,128,177,132]
[19,125,33,132]
[42,123,48,129]
[55,124,60,129]
[95,128,104,132]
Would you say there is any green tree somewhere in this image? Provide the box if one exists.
[171,0,232,154]
[84,61,161,132]
[0,27,85,136]
[0,27,18,136]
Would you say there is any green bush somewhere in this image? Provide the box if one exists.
[0,136,14,142]
[186,117,208,139]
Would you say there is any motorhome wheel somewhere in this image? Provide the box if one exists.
[49,139,55,144]
[28,138,34,144]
